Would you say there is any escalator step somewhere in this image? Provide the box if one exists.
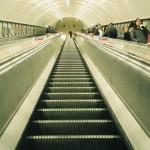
[38,99,105,108]
[49,78,93,82]
[34,108,110,120]
[55,62,85,66]
[45,87,98,92]
[51,74,91,78]
[54,66,86,68]
[52,72,89,75]
[42,92,100,99]
[47,82,96,87]
[23,135,126,150]
[28,120,118,135]
[57,60,84,63]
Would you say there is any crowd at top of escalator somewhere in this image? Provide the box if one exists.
[81,18,150,44]
[46,25,57,35]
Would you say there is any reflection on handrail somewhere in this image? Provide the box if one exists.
[77,33,150,64]
[0,34,62,75]
[76,34,150,78]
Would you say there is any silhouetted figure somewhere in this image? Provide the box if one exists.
[69,31,73,38]
[46,25,51,37]
[103,23,117,38]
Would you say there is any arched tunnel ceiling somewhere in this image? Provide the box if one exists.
[0,0,149,27]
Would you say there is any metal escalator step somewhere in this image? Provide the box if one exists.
[55,63,85,65]
[57,60,84,63]
[28,120,118,135]
[24,135,126,150]
[47,82,95,87]
[26,135,121,139]
[52,72,89,75]
[57,57,81,59]
[49,78,93,82]
[53,69,88,72]
[45,87,98,92]
[54,66,86,69]
[54,67,86,70]
[42,92,100,99]
[51,75,91,78]
[55,65,85,68]
[39,99,105,108]
[34,108,110,120]
[59,54,79,56]
[58,59,82,60]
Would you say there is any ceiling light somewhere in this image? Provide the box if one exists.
[76,0,92,21]
[66,0,70,6]
[47,0,63,21]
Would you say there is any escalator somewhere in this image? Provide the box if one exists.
[18,39,129,150]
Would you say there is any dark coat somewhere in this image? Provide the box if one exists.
[124,32,131,41]
[130,28,148,43]
[46,27,51,33]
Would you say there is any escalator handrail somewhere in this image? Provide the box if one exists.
[0,34,62,75]
[76,34,150,78]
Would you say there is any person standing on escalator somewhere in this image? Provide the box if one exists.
[69,31,73,38]
[130,18,149,43]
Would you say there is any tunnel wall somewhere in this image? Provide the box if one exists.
[55,17,84,34]
[76,36,150,136]
[0,36,64,134]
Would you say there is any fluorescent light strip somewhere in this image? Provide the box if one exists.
[66,0,70,6]
[48,0,63,21]
[76,0,92,21]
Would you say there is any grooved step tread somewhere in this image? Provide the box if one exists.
[51,75,91,78]
[41,99,102,102]
[38,108,106,112]
[52,72,89,75]
[42,92,101,99]
[26,135,121,139]
[49,78,92,81]
[48,82,94,84]
[32,120,112,123]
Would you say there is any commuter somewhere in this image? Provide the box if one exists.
[103,23,117,38]
[124,25,131,41]
[93,25,96,35]
[69,31,73,38]
[130,18,148,43]
[50,27,54,33]
[140,20,149,40]
[46,25,51,37]
[88,27,93,34]
[128,22,134,32]
[94,23,101,36]
[123,22,134,41]
[98,24,103,37]
[88,27,94,37]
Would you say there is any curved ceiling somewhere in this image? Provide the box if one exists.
[0,0,149,27]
